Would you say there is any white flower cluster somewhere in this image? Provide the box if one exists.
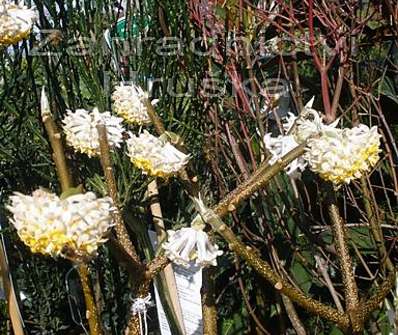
[126,130,189,178]
[62,108,125,157]
[163,197,223,268]
[263,99,317,176]
[7,189,114,257]
[0,2,36,45]
[60,99,189,178]
[264,132,307,176]
[263,98,381,185]
[163,227,223,267]
[306,124,381,185]
[111,84,152,125]
[292,98,340,144]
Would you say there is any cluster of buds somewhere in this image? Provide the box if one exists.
[62,108,125,157]
[126,131,190,178]
[0,2,36,45]
[111,84,153,125]
[264,98,382,186]
[7,189,114,259]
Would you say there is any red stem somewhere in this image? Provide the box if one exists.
[321,71,332,120]
[308,0,332,119]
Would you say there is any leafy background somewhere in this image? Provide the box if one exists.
[1,0,398,334]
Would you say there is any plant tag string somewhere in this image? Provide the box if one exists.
[65,265,89,335]
[131,294,152,335]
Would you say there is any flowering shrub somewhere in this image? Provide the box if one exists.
[0,1,398,334]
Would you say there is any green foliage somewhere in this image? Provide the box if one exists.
[0,299,6,335]
[1,0,398,334]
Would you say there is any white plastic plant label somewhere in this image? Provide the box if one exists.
[149,230,203,335]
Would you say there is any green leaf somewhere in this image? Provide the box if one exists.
[378,74,398,105]
[349,227,374,250]
[329,326,345,335]
[290,260,312,294]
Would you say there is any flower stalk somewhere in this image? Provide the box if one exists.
[41,88,72,192]
[77,265,103,335]
[41,88,102,335]
[96,124,140,263]
[327,201,362,332]
[213,143,307,217]
[145,99,165,135]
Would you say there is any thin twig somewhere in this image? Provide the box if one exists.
[206,213,350,331]
[360,177,394,272]
[281,295,306,335]
[314,255,344,313]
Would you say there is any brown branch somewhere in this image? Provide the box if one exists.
[330,67,345,119]
[308,0,332,120]
[96,124,147,335]
[213,143,307,217]
[41,87,72,192]
[41,88,102,335]
[146,100,166,135]
[202,268,218,335]
[0,236,24,335]
[96,124,140,263]
[147,254,170,279]
[77,265,103,335]
[107,238,146,278]
[281,295,306,335]
[205,213,350,331]
[360,178,394,273]
[328,201,362,332]
[363,270,396,319]
[125,281,151,335]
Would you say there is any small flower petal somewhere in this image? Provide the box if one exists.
[62,107,125,157]
[112,84,152,125]
[126,130,189,177]
[7,189,114,258]
[306,124,381,186]
[264,133,307,177]
[0,2,37,45]
[163,227,222,268]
